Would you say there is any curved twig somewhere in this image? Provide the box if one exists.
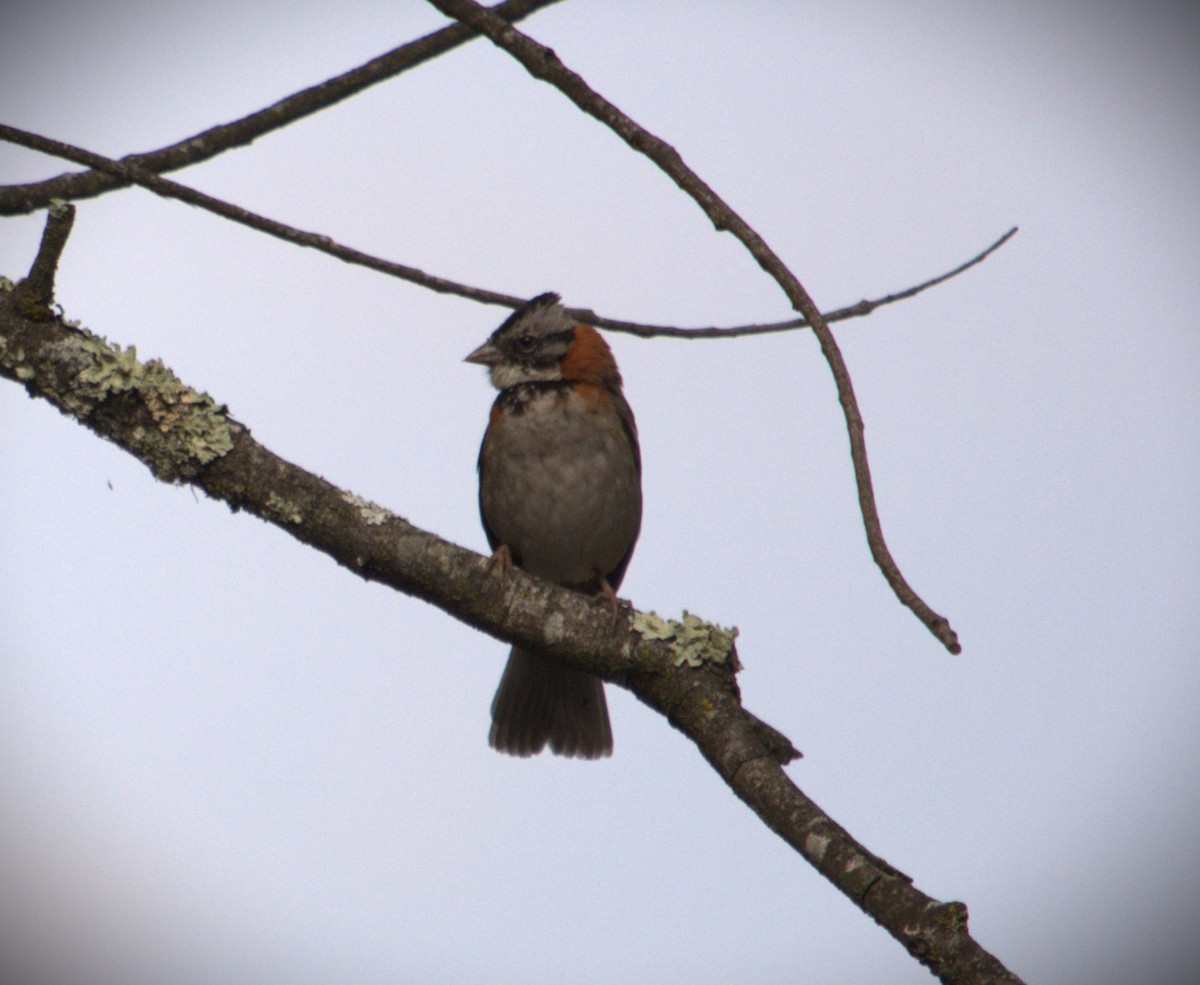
[0,0,563,216]
[425,0,962,654]
[0,126,1012,345]
[579,226,1017,338]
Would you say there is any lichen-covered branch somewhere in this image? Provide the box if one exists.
[2,218,1020,985]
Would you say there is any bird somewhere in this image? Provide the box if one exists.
[466,292,642,758]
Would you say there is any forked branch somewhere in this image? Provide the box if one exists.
[0,0,564,216]
[425,0,963,655]
[0,125,1013,343]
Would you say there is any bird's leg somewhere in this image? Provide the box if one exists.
[597,575,620,617]
[486,543,514,585]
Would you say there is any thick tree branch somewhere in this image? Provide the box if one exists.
[425,0,961,655]
[0,126,1014,346]
[0,0,563,216]
[2,219,1022,985]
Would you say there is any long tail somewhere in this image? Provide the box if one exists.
[489,647,612,759]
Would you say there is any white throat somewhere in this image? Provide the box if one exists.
[489,362,562,390]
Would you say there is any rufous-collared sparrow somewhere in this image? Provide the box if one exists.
[466,293,642,758]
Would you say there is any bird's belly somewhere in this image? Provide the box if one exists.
[480,408,640,586]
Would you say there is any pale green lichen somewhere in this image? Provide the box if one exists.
[631,610,739,667]
[9,324,236,479]
[804,832,831,862]
[74,336,234,467]
[266,492,303,525]
[544,611,566,645]
[340,491,390,526]
[936,901,968,929]
[77,338,145,394]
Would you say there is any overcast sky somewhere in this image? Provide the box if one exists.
[2,2,1198,983]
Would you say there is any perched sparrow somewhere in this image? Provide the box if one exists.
[466,293,642,758]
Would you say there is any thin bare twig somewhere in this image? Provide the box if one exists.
[0,126,1011,345]
[0,0,563,216]
[0,124,529,305]
[425,0,962,655]
[579,226,1017,338]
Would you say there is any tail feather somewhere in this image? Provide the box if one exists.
[489,647,612,759]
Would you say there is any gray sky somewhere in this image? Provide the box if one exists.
[2,2,1198,983]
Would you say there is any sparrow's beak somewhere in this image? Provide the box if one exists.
[464,340,500,366]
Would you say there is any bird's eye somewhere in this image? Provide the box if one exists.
[515,334,536,353]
